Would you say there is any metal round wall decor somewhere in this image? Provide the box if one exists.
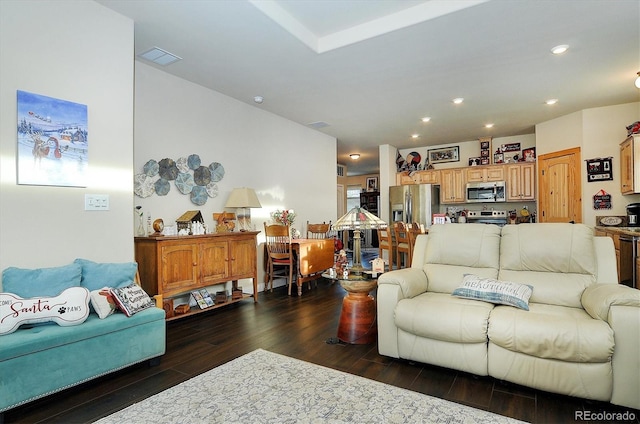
[154,178,171,196]
[134,173,155,198]
[143,159,159,177]
[194,166,212,186]
[187,154,201,170]
[209,162,225,182]
[158,158,179,180]
[135,155,224,205]
[175,172,195,194]
[190,185,208,206]
[206,182,219,198]
[176,157,189,173]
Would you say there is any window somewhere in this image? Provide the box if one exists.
[347,186,361,211]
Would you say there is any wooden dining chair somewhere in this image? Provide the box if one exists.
[393,222,412,268]
[264,223,294,294]
[306,221,331,239]
[377,227,393,270]
[407,223,425,264]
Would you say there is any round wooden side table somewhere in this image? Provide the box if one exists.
[331,273,378,344]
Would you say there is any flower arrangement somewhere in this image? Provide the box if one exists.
[271,209,296,226]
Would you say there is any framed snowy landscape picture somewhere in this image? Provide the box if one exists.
[17,90,88,187]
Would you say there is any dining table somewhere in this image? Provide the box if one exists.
[289,238,335,296]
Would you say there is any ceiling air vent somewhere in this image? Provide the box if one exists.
[138,47,182,66]
[307,121,330,129]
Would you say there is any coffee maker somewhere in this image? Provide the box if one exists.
[627,203,640,226]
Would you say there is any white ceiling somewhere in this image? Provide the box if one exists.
[97,0,640,175]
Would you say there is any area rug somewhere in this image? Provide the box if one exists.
[95,349,524,423]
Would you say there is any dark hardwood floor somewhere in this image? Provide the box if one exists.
[5,280,639,424]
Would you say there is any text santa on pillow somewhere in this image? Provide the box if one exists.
[0,286,90,335]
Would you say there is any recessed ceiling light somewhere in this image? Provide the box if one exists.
[551,44,569,55]
[411,134,420,139]
[350,153,360,160]
[545,98,558,105]
[421,117,431,123]
[452,97,464,104]
[485,123,494,128]
[254,96,264,104]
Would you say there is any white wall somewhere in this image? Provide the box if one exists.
[133,63,337,292]
[536,102,640,226]
[0,1,134,276]
[0,1,337,296]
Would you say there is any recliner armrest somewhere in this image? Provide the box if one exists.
[378,268,428,299]
[582,283,640,321]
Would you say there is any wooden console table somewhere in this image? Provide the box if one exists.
[134,231,259,320]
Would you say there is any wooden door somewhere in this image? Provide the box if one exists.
[538,147,582,223]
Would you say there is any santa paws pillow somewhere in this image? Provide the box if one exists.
[0,286,90,335]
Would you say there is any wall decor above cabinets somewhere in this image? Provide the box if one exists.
[134,154,224,205]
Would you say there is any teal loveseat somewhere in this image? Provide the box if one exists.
[0,260,166,415]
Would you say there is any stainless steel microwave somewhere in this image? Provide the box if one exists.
[466,181,506,203]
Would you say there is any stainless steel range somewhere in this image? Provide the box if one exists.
[466,210,508,226]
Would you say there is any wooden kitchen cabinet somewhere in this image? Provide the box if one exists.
[594,228,633,285]
[398,170,440,185]
[440,168,465,203]
[506,162,536,201]
[620,136,636,194]
[135,231,258,319]
[465,165,504,183]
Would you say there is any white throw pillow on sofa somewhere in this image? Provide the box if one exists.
[90,287,119,319]
[452,274,533,310]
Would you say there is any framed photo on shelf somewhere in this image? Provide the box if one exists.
[428,146,459,164]
[468,157,481,166]
[480,158,490,165]
[478,137,492,164]
[522,147,536,162]
[366,177,378,192]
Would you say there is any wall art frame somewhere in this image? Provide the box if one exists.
[586,157,613,182]
[366,177,378,192]
[428,146,459,164]
[17,90,88,187]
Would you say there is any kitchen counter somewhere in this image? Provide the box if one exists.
[595,226,640,236]
[594,226,638,288]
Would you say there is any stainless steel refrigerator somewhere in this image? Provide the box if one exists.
[389,184,441,228]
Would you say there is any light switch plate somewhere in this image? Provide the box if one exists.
[85,194,109,211]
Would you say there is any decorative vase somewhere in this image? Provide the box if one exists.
[135,207,146,236]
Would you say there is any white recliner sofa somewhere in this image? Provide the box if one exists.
[377,223,640,409]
